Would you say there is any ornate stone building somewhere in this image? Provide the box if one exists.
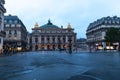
[31,20,76,51]
[4,15,28,51]
[0,0,6,53]
[86,16,120,50]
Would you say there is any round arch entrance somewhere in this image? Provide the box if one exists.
[58,44,61,50]
[53,45,55,50]
[47,45,50,50]
[35,45,39,51]
[41,44,44,50]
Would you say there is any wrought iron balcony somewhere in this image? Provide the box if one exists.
[0,30,6,37]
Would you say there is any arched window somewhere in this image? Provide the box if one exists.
[35,45,39,50]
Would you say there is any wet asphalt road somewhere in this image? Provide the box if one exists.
[0,51,120,80]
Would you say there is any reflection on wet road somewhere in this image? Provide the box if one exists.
[0,51,120,80]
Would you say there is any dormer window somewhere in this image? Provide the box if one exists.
[14,20,18,24]
[9,20,12,24]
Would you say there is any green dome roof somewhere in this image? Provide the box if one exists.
[40,20,59,28]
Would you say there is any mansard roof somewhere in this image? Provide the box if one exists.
[40,20,59,29]
[4,15,27,31]
[4,15,19,20]
[87,16,120,30]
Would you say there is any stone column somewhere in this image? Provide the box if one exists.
[50,36,52,43]
[32,37,35,43]
[45,36,47,44]
[38,36,41,50]
[72,36,74,51]
[61,44,63,49]
[39,36,41,44]
[66,36,68,43]
[39,44,41,50]
[45,45,47,50]
[60,36,63,44]
[55,36,58,43]
[56,44,58,50]
[50,45,53,50]
[66,36,68,51]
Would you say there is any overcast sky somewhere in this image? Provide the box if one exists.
[5,0,120,38]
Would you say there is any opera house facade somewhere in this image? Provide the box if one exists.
[31,20,76,51]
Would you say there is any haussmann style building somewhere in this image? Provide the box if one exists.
[4,15,28,51]
[0,0,6,53]
[31,20,76,51]
[86,16,120,50]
